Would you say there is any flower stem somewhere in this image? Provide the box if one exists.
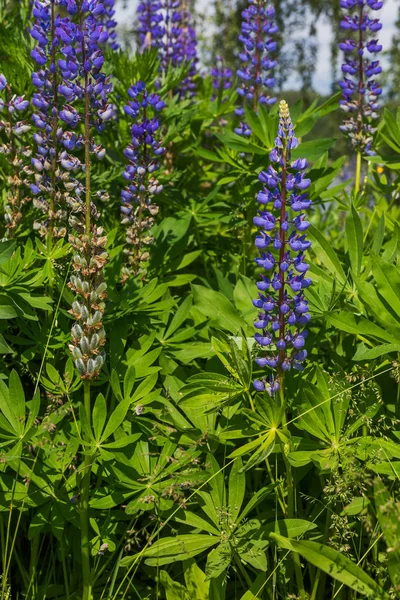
[80,380,92,600]
[279,381,306,600]
[355,151,362,195]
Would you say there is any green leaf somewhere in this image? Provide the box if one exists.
[9,370,25,435]
[123,365,136,399]
[192,285,248,335]
[291,138,336,161]
[183,559,210,600]
[0,241,16,265]
[101,397,131,442]
[345,206,363,276]
[265,519,318,539]
[372,255,400,315]
[164,296,192,339]
[205,543,232,580]
[120,535,220,567]
[371,214,385,255]
[228,457,245,522]
[270,534,382,596]
[374,478,400,587]
[353,343,400,361]
[92,394,107,442]
[327,311,398,344]
[0,335,11,354]
[160,571,190,600]
[174,510,220,535]
[308,225,346,284]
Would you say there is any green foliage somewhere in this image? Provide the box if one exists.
[0,3,399,600]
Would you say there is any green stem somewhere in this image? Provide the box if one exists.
[279,383,306,600]
[28,535,40,599]
[80,381,92,600]
[60,538,71,600]
[106,547,124,600]
[355,151,362,196]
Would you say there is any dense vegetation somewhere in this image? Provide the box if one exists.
[0,1,400,599]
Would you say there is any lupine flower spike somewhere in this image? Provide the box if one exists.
[137,0,198,98]
[0,75,31,236]
[52,0,114,380]
[179,0,198,97]
[235,0,278,136]
[253,101,312,395]
[137,0,164,51]
[98,0,119,50]
[339,0,383,155]
[211,55,232,102]
[30,0,70,241]
[121,81,166,281]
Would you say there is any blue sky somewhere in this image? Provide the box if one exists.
[115,0,397,95]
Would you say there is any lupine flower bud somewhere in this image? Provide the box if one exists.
[253,101,312,396]
[339,0,383,154]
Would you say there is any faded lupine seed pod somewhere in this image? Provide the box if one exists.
[68,224,108,380]
[0,75,31,237]
[253,101,312,396]
[339,0,383,154]
[121,81,166,281]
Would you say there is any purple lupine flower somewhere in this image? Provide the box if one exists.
[235,0,278,129]
[0,74,31,235]
[178,2,198,97]
[211,56,233,101]
[137,1,198,98]
[121,81,166,280]
[95,0,119,50]
[339,0,383,154]
[160,1,183,72]
[48,0,112,380]
[137,0,164,51]
[253,100,312,396]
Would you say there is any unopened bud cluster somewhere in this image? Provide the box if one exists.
[121,81,165,280]
[68,222,108,379]
[0,75,31,235]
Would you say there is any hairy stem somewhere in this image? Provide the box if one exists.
[80,381,92,600]
[279,384,306,600]
[355,151,362,195]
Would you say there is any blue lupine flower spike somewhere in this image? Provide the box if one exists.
[121,81,166,281]
[339,0,383,154]
[253,100,312,396]
[235,0,278,136]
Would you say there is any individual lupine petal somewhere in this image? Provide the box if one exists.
[253,100,312,395]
